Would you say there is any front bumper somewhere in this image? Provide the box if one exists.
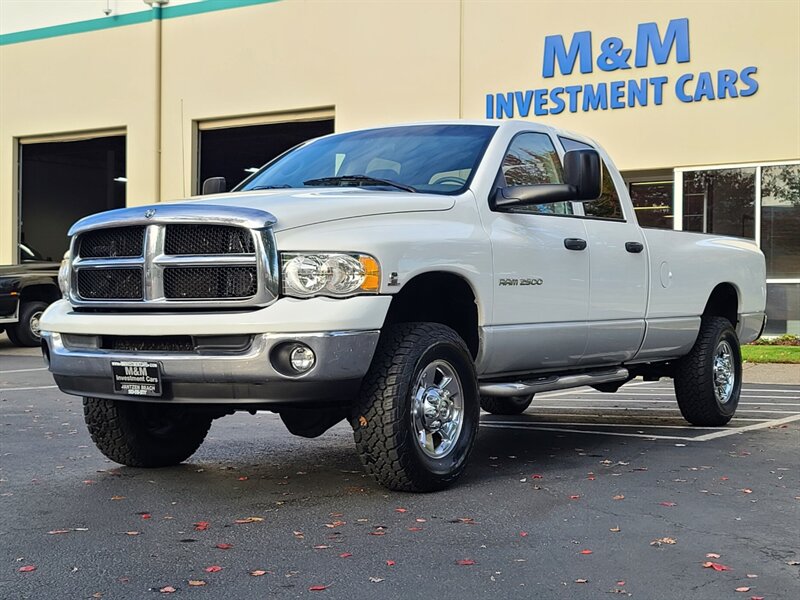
[43,329,379,405]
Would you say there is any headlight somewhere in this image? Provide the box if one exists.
[281,252,380,298]
[57,250,71,299]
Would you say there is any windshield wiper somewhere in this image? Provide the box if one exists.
[248,184,292,190]
[303,175,417,193]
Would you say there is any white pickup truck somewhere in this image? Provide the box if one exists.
[41,121,766,492]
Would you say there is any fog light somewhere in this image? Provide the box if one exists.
[289,344,315,373]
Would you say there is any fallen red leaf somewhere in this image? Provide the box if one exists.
[188,580,206,587]
[215,543,233,549]
[613,495,625,501]
[238,476,249,481]
[338,553,352,558]
[194,521,209,531]
[313,545,330,550]
[386,560,395,566]
[407,527,423,532]
[159,587,176,594]
[309,584,329,591]
[580,549,593,555]
[395,508,408,513]
[750,596,765,600]
[702,561,732,571]
[519,531,528,537]
[250,570,267,576]
[370,530,386,536]
[141,514,151,520]
[741,489,753,494]
[531,474,543,479]
[456,559,476,566]
[616,581,626,586]
[569,495,580,500]
[204,566,223,573]
[659,502,677,507]
[735,587,750,593]
[18,565,36,572]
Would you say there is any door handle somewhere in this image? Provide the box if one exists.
[625,241,644,253]
[564,238,587,251]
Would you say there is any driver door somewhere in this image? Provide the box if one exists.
[481,132,589,375]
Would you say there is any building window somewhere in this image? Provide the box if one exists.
[682,168,756,238]
[629,180,674,229]
[676,161,800,336]
[761,164,800,279]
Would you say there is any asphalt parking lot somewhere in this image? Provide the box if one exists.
[2,333,798,600]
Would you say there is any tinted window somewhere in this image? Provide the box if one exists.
[500,133,571,215]
[238,125,497,195]
[559,137,625,221]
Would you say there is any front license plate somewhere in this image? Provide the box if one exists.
[111,361,162,397]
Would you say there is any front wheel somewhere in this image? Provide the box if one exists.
[674,316,742,426]
[351,323,479,492]
[83,398,212,467]
[7,300,48,347]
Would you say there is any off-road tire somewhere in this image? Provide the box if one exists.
[480,394,534,415]
[351,323,479,492]
[83,397,212,467]
[7,300,48,347]
[674,316,742,426]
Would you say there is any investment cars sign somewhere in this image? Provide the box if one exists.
[486,18,759,118]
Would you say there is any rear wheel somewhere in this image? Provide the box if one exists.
[7,300,48,347]
[351,323,479,492]
[480,394,534,415]
[83,397,212,467]
[674,316,742,426]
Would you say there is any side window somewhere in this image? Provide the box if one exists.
[559,136,625,221]
[499,133,572,215]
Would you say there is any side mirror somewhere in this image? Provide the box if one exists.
[202,177,227,195]
[493,149,602,208]
[563,149,601,200]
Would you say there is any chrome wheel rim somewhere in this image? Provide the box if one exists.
[29,311,43,338]
[713,340,735,404]
[411,359,464,459]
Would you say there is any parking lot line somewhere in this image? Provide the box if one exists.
[692,414,800,441]
[480,422,698,441]
[527,405,800,414]
[0,367,48,374]
[485,419,727,430]
[531,398,800,406]
[0,385,58,392]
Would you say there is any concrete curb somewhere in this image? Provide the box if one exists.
[742,362,800,385]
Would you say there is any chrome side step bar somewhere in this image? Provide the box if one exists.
[478,367,629,397]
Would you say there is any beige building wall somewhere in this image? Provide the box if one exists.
[0,22,160,264]
[1,0,799,263]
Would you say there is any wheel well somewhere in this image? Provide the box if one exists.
[384,272,479,358]
[21,284,60,305]
[703,283,738,327]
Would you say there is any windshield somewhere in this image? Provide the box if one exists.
[236,124,497,195]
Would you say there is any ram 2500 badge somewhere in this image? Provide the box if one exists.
[40,121,767,492]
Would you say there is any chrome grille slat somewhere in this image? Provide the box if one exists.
[67,208,279,309]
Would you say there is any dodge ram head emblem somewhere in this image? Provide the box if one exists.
[144,209,156,219]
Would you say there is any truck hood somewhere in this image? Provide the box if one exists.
[182,188,455,232]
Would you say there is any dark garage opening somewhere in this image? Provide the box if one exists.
[20,136,126,262]
[198,119,334,192]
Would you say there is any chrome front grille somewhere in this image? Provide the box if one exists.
[67,204,279,309]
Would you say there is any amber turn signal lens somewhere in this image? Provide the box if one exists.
[359,256,380,292]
